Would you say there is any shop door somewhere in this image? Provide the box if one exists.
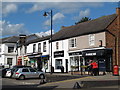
[65,59,68,73]
[98,59,106,72]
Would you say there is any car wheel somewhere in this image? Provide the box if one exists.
[39,74,45,79]
[19,75,25,80]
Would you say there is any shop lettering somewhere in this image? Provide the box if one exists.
[85,53,96,56]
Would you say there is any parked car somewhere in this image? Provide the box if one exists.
[6,65,32,78]
[2,68,10,78]
[12,67,45,80]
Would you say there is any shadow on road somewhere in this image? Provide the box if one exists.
[81,80,119,88]
[2,84,58,90]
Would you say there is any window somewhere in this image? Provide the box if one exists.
[55,59,62,69]
[0,45,1,52]
[7,58,12,65]
[8,47,14,53]
[38,43,41,52]
[43,42,46,52]
[69,38,76,48]
[22,69,29,72]
[29,68,36,72]
[33,44,36,53]
[89,34,95,46]
[70,57,79,71]
[56,42,59,50]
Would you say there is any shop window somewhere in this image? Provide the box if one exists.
[89,34,95,46]
[33,44,36,53]
[8,47,14,53]
[70,57,79,71]
[7,58,12,66]
[43,42,46,52]
[55,59,62,69]
[69,38,76,48]
[38,43,41,52]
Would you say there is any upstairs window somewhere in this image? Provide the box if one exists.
[0,45,1,52]
[69,38,76,48]
[38,43,41,52]
[43,42,46,52]
[33,44,36,53]
[56,42,59,50]
[8,47,14,53]
[89,34,95,46]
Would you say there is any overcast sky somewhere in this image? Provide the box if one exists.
[1,1,119,38]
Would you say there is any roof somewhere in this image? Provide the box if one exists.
[0,36,19,43]
[26,35,51,45]
[1,34,41,44]
[52,14,117,42]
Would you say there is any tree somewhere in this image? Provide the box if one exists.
[75,17,91,25]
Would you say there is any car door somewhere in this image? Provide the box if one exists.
[29,68,39,78]
[22,68,31,78]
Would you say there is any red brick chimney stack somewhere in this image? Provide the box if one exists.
[116,8,120,27]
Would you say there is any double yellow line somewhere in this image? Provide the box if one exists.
[43,76,96,86]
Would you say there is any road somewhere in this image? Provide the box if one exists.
[1,74,119,89]
[2,74,86,89]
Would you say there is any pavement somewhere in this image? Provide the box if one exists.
[38,73,120,89]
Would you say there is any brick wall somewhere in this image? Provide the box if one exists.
[106,8,120,67]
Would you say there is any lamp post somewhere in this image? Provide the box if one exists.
[43,10,53,74]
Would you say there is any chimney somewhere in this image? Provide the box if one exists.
[61,26,66,29]
[116,7,120,27]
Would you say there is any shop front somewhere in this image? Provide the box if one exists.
[54,50,64,72]
[69,51,82,72]
[27,53,42,70]
[41,55,49,72]
[82,48,113,73]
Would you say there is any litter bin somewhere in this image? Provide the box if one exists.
[113,65,119,76]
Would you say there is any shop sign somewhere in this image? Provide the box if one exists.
[54,51,64,58]
[85,52,96,56]
[69,51,82,56]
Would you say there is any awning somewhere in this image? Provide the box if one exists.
[82,48,112,57]
[28,55,41,58]
[41,55,49,58]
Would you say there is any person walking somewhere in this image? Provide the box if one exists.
[90,61,98,76]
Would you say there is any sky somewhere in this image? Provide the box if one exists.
[1,1,119,38]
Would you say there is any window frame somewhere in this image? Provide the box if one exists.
[8,47,14,53]
[33,44,36,53]
[69,38,76,48]
[89,34,95,46]
[38,43,41,52]
[43,42,46,52]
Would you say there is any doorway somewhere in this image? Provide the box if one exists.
[65,59,68,73]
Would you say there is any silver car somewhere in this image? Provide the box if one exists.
[12,67,45,80]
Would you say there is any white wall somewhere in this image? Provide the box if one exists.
[51,39,69,72]
[0,43,17,67]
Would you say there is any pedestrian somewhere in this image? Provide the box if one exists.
[87,60,93,75]
[90,61,98,76]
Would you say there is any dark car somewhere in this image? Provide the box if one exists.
[2,68,10,78]
[6,65,32,78]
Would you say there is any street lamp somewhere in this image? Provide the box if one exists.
[43,10,53,74]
